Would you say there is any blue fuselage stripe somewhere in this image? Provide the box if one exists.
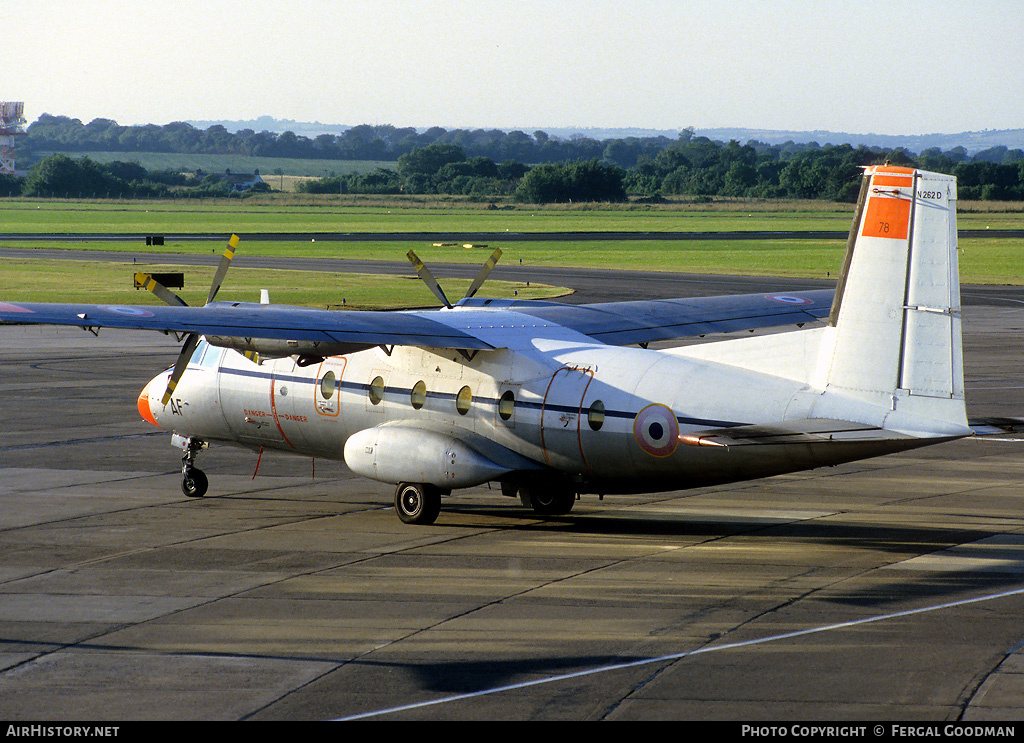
[213,364,745,429]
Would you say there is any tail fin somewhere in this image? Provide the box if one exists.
[818,165,967,435]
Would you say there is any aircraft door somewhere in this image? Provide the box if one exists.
[268,360,306,452]
[540,365,594,475]
[218,352,287,449]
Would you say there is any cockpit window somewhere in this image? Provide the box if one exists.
[189,340,207,365]
[198,343,222,368]
[189,340,221,369]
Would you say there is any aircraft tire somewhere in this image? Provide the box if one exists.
[394,482,441,525]
[182,468,208,498]
[521,485,575,516]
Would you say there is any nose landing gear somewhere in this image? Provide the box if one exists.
[181,437,209,498]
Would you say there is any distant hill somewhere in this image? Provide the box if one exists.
[185,118,1024,155]
[540,126,1024,155]
[185,116,352,137]
[691,128,1024,156]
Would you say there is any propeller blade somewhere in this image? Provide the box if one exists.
[207,234,240,305]
[463,247,503,300]
[406,249,453,308]
[135,273,189,307]
[161,333,200,406]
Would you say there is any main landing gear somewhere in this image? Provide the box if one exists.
[518,483,576,516]
[394,482,443,525]
[181,437,209,498]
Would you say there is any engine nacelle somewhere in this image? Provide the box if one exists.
[344,426,511,488]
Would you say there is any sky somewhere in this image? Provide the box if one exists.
[7,0,1023,135]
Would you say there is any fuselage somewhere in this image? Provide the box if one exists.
[138,315,935,496]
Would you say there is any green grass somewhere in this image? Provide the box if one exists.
[2,235,1017,283]
[957,239,1024,284]
[1,198,1021,286]
[0,199,860,233]
[0,258,569,308]
[1,197,1021,234]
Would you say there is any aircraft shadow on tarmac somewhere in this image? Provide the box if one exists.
[0,632,647,699]
[356,654,649,696]
[442,506,1024,608]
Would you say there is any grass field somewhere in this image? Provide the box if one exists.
[1,197,1021,234]
[0,198,1021,304]
[0,257,568,309]
[0,198,861,233]
[3,237,1016,283]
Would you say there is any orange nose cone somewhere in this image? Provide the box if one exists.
[137,387,158,427]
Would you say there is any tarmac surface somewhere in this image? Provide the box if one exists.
[3,266,1024,720]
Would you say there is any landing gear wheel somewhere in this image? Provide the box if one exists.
[394,482,442,525]
[180,437,208,498]
[182,468,208,498]
[521,485,575,516]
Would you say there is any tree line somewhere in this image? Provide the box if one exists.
[22,114,630,166]
[298,140,1024,202]
[25,113,1024,175]
[1,154,269,199]
[6,140,1024,203]
[625,139,1024,201]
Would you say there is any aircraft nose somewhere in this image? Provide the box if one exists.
[138,380,159,427]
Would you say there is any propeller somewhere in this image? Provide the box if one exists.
[406,249,453,308]
[406,247,503,308]
[137,234,241,405]
[463,247,503,300]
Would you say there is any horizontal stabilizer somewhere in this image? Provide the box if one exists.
[678,418,915,448]
[968,417,1024,436]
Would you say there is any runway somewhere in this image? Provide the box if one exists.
[2,271,1024,720]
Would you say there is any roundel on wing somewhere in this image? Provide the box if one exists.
[633,404,679,458]
[765,293,813,306]
[101,305,155,317]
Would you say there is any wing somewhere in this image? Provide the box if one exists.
[0,301,494,353]
[460,288,832,346]
[0,288,832,353]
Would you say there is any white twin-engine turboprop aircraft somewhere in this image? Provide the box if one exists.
[1,165,969,525]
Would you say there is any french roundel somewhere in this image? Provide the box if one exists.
[765,294,812,306]
[633,404,679,458]
[101,306,154,317]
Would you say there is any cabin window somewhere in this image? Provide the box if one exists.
[320,371,336,400]
[456,385,472,415]
[588,400,605,431]
[498,390,515,421]
[411,380,427,410]
[368,376,385,405]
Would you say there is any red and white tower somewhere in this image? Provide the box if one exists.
[0,102,26,174]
